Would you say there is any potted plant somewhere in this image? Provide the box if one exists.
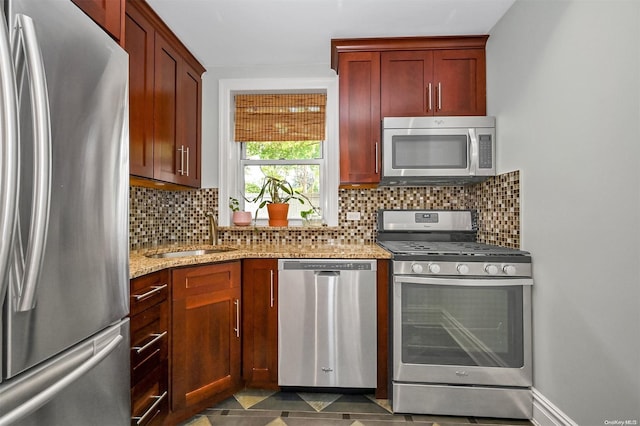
[301,207,323,227]
[246,175,316,227]
[229,197,252,226]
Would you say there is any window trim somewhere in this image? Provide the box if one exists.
[218,78,339,227]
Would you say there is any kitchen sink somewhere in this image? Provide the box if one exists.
[145,248,236,259]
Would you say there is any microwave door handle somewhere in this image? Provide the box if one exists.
[469,128,478,175]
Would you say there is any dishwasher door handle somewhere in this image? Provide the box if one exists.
[314,271,340,277]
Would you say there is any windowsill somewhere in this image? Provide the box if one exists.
[221,224,340,231]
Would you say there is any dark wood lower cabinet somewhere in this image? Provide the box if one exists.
[242,259,279,389]
[130,257,389,424]
[376,259,389,399]
[170,262,242,420]
[129,270,170,426]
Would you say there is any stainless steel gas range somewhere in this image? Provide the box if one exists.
[377,210,533,419]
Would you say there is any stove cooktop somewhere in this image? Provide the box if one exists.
[378,240,530,257]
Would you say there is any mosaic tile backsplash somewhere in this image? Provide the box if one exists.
[129,170,520,250]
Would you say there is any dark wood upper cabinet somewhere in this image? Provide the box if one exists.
[125,5,155,178]
[337,51,381,185]
[125,0,205,188]
[178,60,202,188]
[432,49,486,116]
[380,49,486,117]
[381,50,433,117]
[152,33,181,184]
[380,48,486,117]
[332,36,488,185]
[72,0,124,43]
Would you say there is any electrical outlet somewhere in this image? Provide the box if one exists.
[346,212,361,221]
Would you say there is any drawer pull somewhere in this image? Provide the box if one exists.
[133,284,167,302]
[132,331,167,354]
[132,391,167,426]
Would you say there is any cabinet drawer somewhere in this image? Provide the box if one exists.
[131,361,168,426]
[130,270,169,316]
[172,262,240,300]
[131,303,168,386]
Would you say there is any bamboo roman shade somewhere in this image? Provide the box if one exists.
[234,93,326,142]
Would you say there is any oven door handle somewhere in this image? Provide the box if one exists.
[394,276,533,287]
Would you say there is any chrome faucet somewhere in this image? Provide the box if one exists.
[206,211,218,246]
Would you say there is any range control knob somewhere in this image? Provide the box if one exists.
[485,264,499,275]
[503,264,517,275]
[411,263,424,274]
[428,263,441,274]
[457,264,470,275]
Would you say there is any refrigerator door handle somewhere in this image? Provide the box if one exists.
[0,326,124,425]
[10,13,52,312]
[0,8,19,295]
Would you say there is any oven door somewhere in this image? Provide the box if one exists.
[393,275,532,388]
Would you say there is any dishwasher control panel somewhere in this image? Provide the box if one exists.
[279,260,376,271]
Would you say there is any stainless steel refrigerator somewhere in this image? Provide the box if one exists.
[0,0,130,424]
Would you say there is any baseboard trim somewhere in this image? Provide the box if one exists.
[531,387,578,426]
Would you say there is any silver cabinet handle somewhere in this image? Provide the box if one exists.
[132,331,167,354]
[178,145,184,175]
[270,270,274,308]
[132,391,167,426]
[374,142,379,174]
[427,82,432,112]
[0,8,19,299]
[12,14,52,312]
[133,284,168,302]
[234,299,240,338]
[437,82,442,111]
[185,146,190,176]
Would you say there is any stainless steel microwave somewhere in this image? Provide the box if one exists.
[381,116,496,186]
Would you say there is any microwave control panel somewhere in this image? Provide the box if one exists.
[479,135,493,169]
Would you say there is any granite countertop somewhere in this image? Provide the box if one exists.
[130,243,392,279]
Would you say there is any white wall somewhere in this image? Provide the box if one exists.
[200,64,335,188]
[487,1,640,424]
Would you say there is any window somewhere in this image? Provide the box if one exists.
[236,93,325,223]
[242,141,323,222]
[218,78,339,227]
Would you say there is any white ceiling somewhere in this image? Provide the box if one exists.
[146,0,515,69]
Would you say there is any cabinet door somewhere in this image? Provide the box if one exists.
[171,263,242,411]
[177,60,202,188]
[153,33,181,185]
[125,7,155,178]
[381,51,433,117]
[242,259,278,389]
[338,51,381,185]
[72,0,124,42]
[433,49,486,116]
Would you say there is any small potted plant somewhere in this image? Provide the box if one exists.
[229,197,252,226]
[301,207,323,227]
[246,175,316,227]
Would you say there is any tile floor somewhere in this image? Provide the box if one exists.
[181,389,533,426]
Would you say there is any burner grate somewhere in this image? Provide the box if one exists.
[378,240,528,257]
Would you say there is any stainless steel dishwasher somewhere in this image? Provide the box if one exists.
[278,259,377,389]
